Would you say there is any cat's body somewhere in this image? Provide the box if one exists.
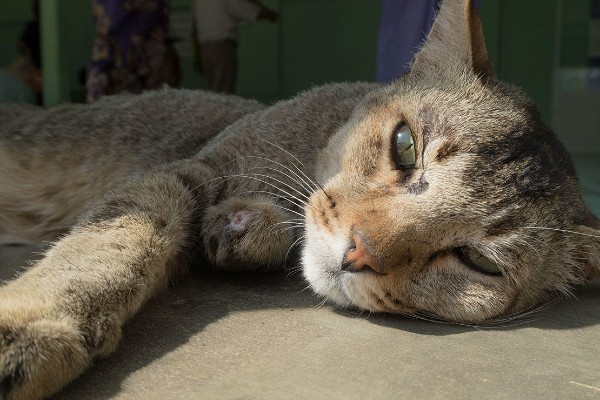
[0,90,265,244]
[0,1,598,399]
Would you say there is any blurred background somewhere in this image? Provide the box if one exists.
[0,0,598,155]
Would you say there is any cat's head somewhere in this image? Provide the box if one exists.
[302,0,600,323]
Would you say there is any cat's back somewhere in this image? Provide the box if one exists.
[0,89,264,243]
[1,89,264,161]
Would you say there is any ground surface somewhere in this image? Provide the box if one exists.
[1,245,599,400]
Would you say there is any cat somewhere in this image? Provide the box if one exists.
[1,0,599,399]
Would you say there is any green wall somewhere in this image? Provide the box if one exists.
[501,0,558,123]
[40,0,93,105]
[0,2,34,66]
[0,0,579,125]
[560,0,591,67]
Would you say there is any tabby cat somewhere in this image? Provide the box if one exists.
[1,0,598,399]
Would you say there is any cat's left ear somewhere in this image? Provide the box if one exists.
[409,0,494,81]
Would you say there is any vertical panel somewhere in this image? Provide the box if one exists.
[40,0,93,105]
[237,0,281,103]
[40,0,70,106]
[61,0,94,102]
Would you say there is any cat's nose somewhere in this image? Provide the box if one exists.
[342,231,385,274]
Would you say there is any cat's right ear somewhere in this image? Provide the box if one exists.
[409,0,494,81]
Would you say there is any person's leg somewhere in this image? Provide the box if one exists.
[200,40,237,93]
[214,40,237,94]
[376,0,438,83]
[200,42,217,91]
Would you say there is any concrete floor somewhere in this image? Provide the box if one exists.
[1,244,599,400]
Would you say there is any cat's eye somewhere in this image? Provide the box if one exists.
[460,248,502,276]
[393,124,416,170]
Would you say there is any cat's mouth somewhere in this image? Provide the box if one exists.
[301,222,398,312]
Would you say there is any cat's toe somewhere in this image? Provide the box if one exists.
[203,208,262,270]
[227,210,257,233]
[0,317,88,400]
[202,196,296,271]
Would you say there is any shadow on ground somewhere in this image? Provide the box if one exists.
[2,244,600,400]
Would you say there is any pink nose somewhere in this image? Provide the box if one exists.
[342,232,384,274]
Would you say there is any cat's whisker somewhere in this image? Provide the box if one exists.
[266,221,305,237]
[279,225,303,234]
[222,173,324,216]
[211,153,310,191]
[522,226,600,240]
[268,220,305,231]
[221,172,310,207]
[245,165,314,198]
[229,153,318,196]
[285,265,304,279]
[217,184,309,221]
[316,298,329,308]
[284,236,306,268]
[276,218,305,224]
[232,189,307,215]
[512,237,545,261]
[269,227,300,240]
[242,160,311,189]
[229,188,297,205]
[257,139,323,193]
[482,298,561,327]
[259,204,307,224]
[300,284,314,293]
[522,235,554,253]
[187,154,315,195]
[239,172,313,207]
[404,311,459,326]
[244,201,305,221]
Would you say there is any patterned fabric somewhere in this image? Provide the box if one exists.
[86,0,170,102]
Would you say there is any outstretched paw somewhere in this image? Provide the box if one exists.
[202,196,297,271]
[0,316,88,400]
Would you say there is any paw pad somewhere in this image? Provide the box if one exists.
[227,210,256,233]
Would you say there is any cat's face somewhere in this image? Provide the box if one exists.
[302,0,600,323]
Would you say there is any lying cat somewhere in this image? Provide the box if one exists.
[1,0,598,398]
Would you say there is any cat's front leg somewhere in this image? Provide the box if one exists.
[0,165,208,400]
[202,195,298,271]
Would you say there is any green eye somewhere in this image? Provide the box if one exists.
[460,248,502,276]
[394,124,416,170]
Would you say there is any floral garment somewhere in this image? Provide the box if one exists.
[86,0,170,102]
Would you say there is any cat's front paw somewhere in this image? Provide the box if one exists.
[202,196,296,271]
[0,316,88,400]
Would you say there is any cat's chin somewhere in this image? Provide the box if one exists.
[301,245,353,308]
[301,225,393,313]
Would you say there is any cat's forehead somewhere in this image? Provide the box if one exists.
[361,75,565,168]
[370,75,534,135]
[343,75,582,221]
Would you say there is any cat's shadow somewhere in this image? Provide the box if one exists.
[54,269,319,399]
[53,269,600,399]
[338,280,600,335]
